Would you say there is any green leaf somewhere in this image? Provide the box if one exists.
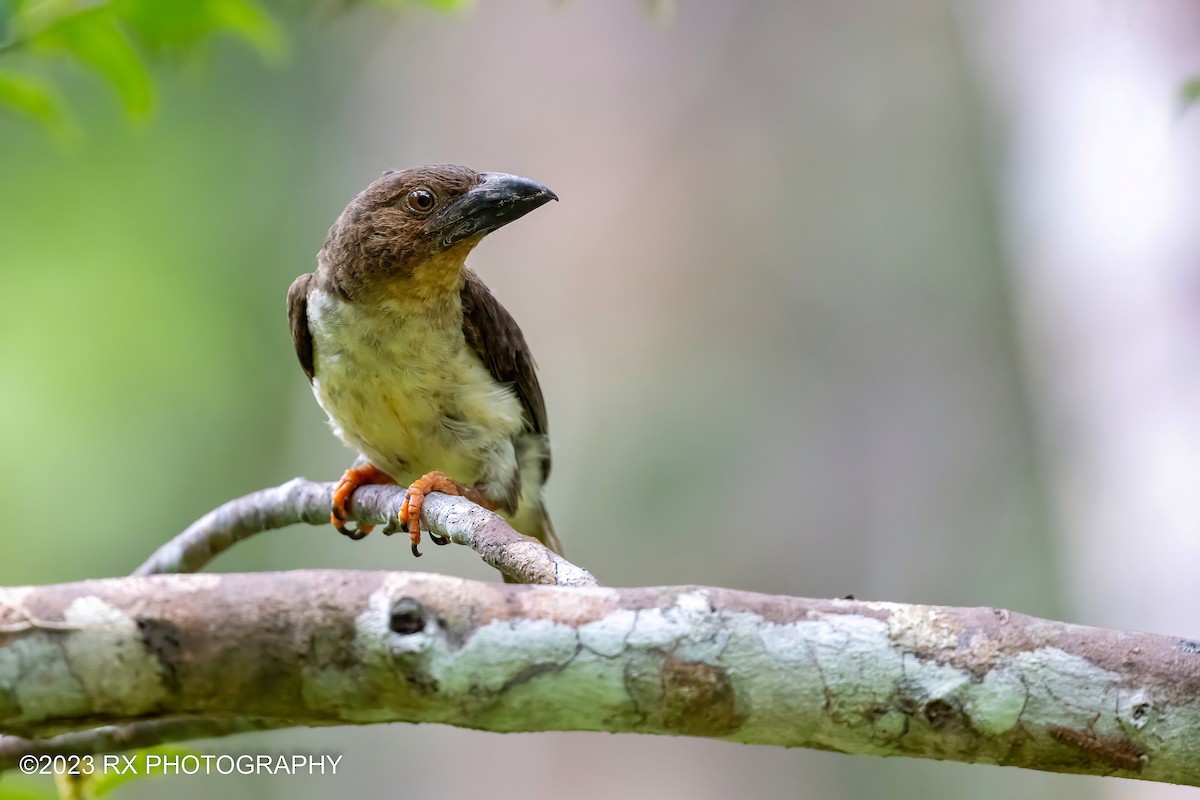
[207,0,286,62]
[109,0,219,54]
[0,69,78,143]
[642,0,674,22]
[112,0,285,63]
[33,11,154,118]
[415,0,472,11]
[1181,76,1200,112]
[351,0,471,12]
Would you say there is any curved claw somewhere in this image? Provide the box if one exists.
[330,463,396,542]
[397,471,488,557]
[332,512,374,541]
[340,524,372,541]
[398,496,412,536]
[399,494,424,557]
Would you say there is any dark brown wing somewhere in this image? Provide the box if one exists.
[287,272,315,383]
[460,269,548,437]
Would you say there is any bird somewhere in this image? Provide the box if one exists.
[287,165,562,574]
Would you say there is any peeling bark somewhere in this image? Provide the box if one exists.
[1,572,1198,784]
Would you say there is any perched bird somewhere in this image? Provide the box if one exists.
[287,165,562,570]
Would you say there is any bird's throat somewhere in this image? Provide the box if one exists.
[376,238,479,321]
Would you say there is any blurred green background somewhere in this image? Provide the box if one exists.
[3,1,1199,799]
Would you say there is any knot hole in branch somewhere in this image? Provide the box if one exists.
[389,597,428,636]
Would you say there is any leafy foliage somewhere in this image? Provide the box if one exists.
[0,0,467,138]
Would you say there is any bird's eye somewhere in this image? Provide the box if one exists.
[407,189,436,213]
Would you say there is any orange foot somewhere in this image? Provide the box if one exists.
[331,464,397,540]
[399,471,494,557]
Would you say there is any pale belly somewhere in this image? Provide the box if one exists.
[306,289,525,494]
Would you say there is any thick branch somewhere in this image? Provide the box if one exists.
[1,572,1198,784]
[133,478,596,587]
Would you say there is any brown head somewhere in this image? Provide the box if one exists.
[318,164,557,303]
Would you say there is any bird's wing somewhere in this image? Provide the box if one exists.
[287,272,316,383]
[460,268,548,439]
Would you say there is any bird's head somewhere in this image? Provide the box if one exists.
[319,164,557,302]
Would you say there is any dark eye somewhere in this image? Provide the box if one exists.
[407,189,435,213]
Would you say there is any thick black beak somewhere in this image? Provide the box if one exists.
[433,172,558,247]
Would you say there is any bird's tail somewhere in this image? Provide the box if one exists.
[535,503,564,556]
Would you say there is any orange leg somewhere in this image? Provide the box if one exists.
[399,471,495,557]
[331,463,397,540]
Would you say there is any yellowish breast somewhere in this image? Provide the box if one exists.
[306,286,525,485]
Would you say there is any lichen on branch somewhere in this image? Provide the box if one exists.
[1,571,1199,784]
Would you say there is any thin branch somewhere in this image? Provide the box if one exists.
[41,479,591,763]
[0,571,1198,784]
[0,718,310,772]
[133,478,597,587]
